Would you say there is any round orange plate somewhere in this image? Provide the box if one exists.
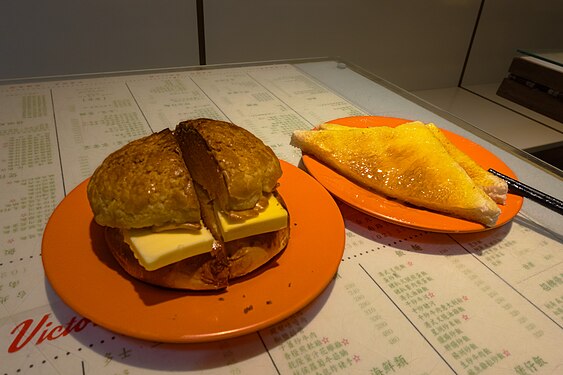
[302,116,523,233]
[42,160,345,343]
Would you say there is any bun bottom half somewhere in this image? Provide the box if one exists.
[105,226,290,291]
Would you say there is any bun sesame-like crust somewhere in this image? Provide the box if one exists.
[87,129,201,229]
[175,119,282,212]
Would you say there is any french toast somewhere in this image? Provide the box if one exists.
[291,122,501,226]
[319,121,508,204]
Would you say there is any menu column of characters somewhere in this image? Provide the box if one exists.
[341,204,562,374]
[248,65,367,127]
[51,80,153,192]
[0,86,64,317]
[452,222,563,327]
[126,73,230,132]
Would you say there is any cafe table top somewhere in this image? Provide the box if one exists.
[0,58,561,375]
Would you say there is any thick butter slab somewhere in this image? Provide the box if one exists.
[123,223,214,271]
[217,195,288,242]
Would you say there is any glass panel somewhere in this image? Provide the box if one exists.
[517,49,563,67]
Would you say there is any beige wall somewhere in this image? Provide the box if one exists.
[204,0,480,91]
[1,0,562,91]
[0,0,200,80]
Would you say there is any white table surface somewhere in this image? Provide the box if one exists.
[1,59,561,375]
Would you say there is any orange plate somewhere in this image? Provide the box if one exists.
[302,116,523,233]
[42,161,345,343]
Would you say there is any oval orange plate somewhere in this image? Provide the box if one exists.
[42,160,345,343]
[302,116,523,233]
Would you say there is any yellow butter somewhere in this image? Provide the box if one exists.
[217,195,288,242]
[123,223,214,271]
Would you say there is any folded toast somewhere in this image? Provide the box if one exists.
[319,121,507,204]
[291,122,501,226]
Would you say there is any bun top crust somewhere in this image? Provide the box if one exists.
[87,129,201,228]
[175,119,282,211]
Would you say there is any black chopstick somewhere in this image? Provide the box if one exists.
[488,168,563,215]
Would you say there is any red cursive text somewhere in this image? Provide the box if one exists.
[8,313,92,353]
